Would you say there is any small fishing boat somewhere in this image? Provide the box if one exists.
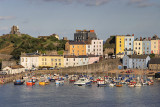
[116,82,123,87]
[97,80,106,87]
[55,80,64,85]
[128,83,135,87]
[26,80,35,86]
[14,80,25,85]
[74,78,91,86]
[39,82,45,86]
[135,83,142,87]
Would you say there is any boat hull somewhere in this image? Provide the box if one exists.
[39,82,45,86]
[14,81,24,85]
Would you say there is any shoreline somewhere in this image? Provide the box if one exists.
[0,69,157,84]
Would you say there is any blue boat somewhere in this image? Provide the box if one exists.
[14,80,25,85]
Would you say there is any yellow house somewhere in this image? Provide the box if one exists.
[151,40,159,54]
[65,41,86,56]
[39,55,64,68]
[116,35,125,55]
[133,40,143,55]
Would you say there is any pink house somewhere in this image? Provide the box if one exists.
[88,55,100,64]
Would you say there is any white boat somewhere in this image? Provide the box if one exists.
[55,80,64,85]
[74,78,91,86]
[135,83,142,87]
[97,80,107,87]
[109,83,115,87]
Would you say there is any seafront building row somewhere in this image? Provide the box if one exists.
[116,35,160,58]
[20,53,100,70]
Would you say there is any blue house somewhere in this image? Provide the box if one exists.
[123,55,150,69]
[124,34,134,55]
[142,38,151,55]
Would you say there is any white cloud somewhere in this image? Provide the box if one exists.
[0,16,15,20]
[0,26,9,31]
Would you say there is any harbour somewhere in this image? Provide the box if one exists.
[0,76,160,107]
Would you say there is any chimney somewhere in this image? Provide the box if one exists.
[140,37,142,41]
[132,34,134,36]
[148,37,151,41]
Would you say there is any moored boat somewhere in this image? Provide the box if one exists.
[14,80,25,85]
[26,81,35,86]
[39,82,46,86]
[74,78,91,86]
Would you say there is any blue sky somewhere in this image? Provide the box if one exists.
[0,0,160,40]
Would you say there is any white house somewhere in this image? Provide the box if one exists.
[86,39,103,56]
[20,52,39,70]
[3,65,25,74]
[64,55,79,67]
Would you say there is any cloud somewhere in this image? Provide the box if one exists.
[0,26,9,31]
[41,0,111,6]
[128,0,156,8]
[0,16,15,20]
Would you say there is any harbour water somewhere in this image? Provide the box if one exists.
[0,81,160,107]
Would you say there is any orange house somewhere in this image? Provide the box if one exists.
[65,41,86,56]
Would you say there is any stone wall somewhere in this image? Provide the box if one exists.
[104,48,114,55]
[61,59,121,74]
[2,60,17,69]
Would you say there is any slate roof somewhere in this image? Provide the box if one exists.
[149,58,160,64]
[128,55,149,59]
[69,41,85,45]
[8,65,24,69]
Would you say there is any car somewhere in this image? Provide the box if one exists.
[42,68,48,70]
[49,68,54,70]
[0,71,7,75]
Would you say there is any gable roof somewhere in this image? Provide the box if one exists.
[68,41,85,45]
[8,65,24,69]
[127,55,149,59]
[149,58,160,64]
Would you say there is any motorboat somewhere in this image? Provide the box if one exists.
[14,80,25,85]
[39,82,46,86]
[26,80,35,86]
[55,80,64,85]
[74,78,91,86]
[135,83,142,87]
[97,80,106,87]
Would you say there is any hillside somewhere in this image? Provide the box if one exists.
[104,36,116,49]
[0,34,67,60]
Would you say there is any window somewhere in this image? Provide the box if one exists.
[139,43,141,45]
[88,46,90,48]
[72,46,74,48]
[135,47,137,49]
[94,42,95,44]
[125,39,127,41]
[129,43,131,45]
[136,43,137,45]
[88,49,90,52]
[45,58,47,61]
[42,58,44,61]
[51,59,53,61]
[66,63,68,65]
[59,63,61,65]
[59,59,61,62]
[45,62,47,65]
[78,46,79,48]
[22,58,24,62]
[99,42,101,44]
[120,41,121,43]
[55,59,57,61]
[129,39,131,41]
[139,47,140,49]
[66,58,68,61]
[56,63,57,65]
[120,45,121,47]
[74,58,75,61]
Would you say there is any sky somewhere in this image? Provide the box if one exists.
[0,0,160,40]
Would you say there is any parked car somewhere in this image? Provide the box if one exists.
[49,67,54,70]
[42,68,48,70]
[0,71,7,75]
